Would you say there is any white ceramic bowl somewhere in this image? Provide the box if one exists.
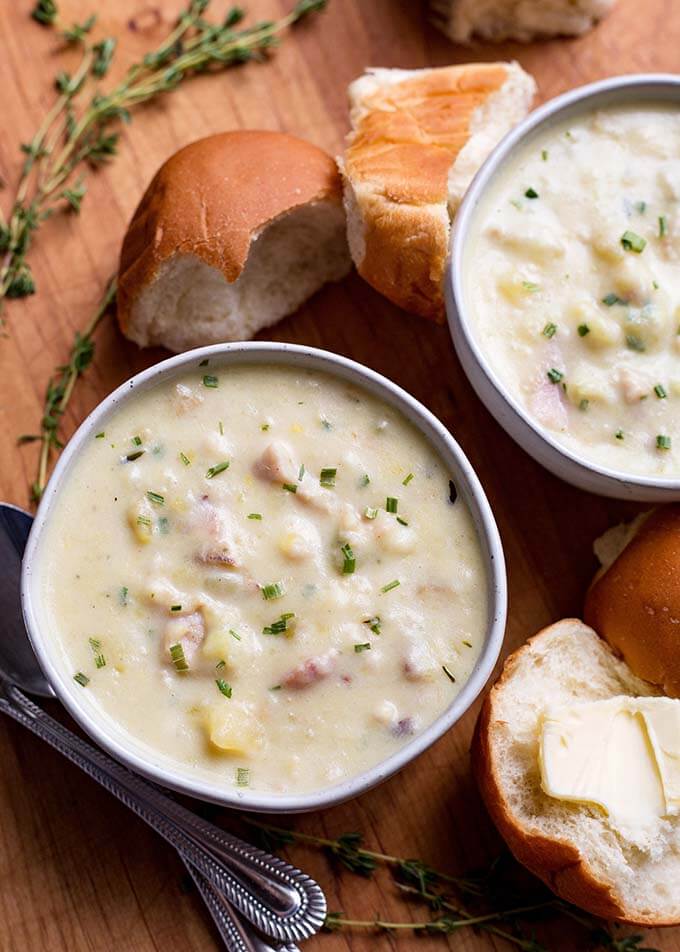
[446,74,680,501]
[21,342,507,813]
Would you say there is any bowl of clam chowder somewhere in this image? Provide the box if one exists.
[447,75,680,500]
[22,343,506,812]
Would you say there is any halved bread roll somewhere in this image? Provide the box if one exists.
[586,505,680,698]
[429,0,617,44]
[340,63,536,321]
[117,131,351,352]
[472,619,680,925]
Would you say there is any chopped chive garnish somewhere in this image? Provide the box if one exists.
[577,324,590,337]
[579,399,589,412]
[88,637,106,668]
[626,334,646,352]
[137,515,152,527]
[126,450,145,462]
[364,616,381,635]
[402,472,415,486]
[354,643,371,653]
[657,434,672,450]
[146,491,165,505]
[261,422,271,431]
[247,513,262,520]
[442,665,456,684]
[132,435,142,446]
[380,579,400,594]
[282,482,297,494]
[169,643,189,672]
[341,542,356,575]
[74,672,89,687]
[320,467,337,487]
[522,281,539,291]
[236,767,250,787]
[621,230,646,253]
[321,418,333,431]
[659,215,668,237]
[119,586,129,606]
[635,200,646,214]
[524,187,539,199]
[158,517,169,535]
[359,473,370,487]
[95,431,105,439]
[385,497,398,513]
[541,149,548,161]
[206,460,230,479]
[654,384,667,399]
[263,611,295,635]
[199,358,209,367]
[203,374,218,388]
[542,322,557,338]
[298,463,305,481]
[615,429,624,440]
[602,292,627,306]
[230,629,241,641]
[216,660,226,670]
[179,452,191,466]
[216,678,232,698]
[170,604,182,612]
[262,581,285,600]
[547,368,563,384]
[396,516,409,526]
[462,640,473,648]
[364,506,378,520]
[218,420,224,435]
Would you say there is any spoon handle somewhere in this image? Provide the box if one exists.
[182,857,300,952]
[1,686,325,944]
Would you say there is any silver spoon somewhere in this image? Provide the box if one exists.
[0,503,325,946]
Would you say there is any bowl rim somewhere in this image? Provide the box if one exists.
[447,72,680,494]
[21,341,507,813]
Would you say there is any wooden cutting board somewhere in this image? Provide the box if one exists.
[1,1,678,949]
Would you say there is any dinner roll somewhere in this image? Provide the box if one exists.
[585,505,680,698]
[429,0,617,43]
[340,63,535,321]
[117,131,351,352]
[472,619,680,925]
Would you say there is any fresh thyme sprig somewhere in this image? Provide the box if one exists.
[19,276,117,501]
[241,819,660,952]
[2,0,327,316]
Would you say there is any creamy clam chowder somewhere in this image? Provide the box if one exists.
[466,104,680,477]
[37,364,487,794]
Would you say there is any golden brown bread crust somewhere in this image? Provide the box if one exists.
[471,629,625,923]
[585,504,680,698]
[117,130,344,336]
[343,64,510,322]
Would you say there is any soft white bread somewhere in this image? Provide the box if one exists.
[471,619,680,925]
[429,0,617,44]
[585,505,680,699]
[118,131,351,352]
[340,63,536,321]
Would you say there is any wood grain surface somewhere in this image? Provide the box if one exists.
[1,0,679,949]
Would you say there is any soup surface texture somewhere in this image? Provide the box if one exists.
[37,363,488,795]
[466,104,680,477]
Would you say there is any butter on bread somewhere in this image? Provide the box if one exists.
[586,505,680,698]
[472,619,680,925]
[117,131,351,352]
[429,0,617,44]
[340,62,536,321]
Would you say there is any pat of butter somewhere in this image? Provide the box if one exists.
[539,697,680,828]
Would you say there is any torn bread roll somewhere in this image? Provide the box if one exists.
[340,63,535,321]
[429,0,617,44]
[585,505,680,698]
[472,619,680,925]
[118,131,351,352]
